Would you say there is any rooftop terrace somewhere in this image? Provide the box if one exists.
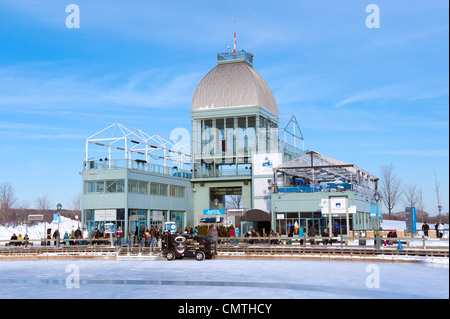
[217,50,254,67]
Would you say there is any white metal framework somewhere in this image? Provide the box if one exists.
[275,151,378,188]
[85,123,191,170]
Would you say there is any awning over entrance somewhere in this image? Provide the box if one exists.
[241,209,271,222]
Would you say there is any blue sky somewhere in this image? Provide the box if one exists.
[0,0,448,215]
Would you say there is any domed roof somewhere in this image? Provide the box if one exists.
[191,62,278,115]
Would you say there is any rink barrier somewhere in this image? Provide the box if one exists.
[0,236,448,258]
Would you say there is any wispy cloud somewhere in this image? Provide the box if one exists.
[0,64,202,113]
[368,149,449,157]
[335,80,449,108]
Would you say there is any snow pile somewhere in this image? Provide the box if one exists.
[381,219,448,233]
[0,216,80,242]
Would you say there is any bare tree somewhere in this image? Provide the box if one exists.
[0,182,18,226]
[434,172,442,223]
[66,193,82,219]
[379,164,403,219]
[417,187,425,222]
[403,183,419,209]
[225,195,242,209]
[34,195,53,222]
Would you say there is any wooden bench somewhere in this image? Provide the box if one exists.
[4,242,33,247]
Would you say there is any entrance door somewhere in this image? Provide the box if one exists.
[129,219,146,244]
[302,218,321,236]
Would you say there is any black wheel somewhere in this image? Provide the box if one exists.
[166,250,176,261]
[195,251,205,261]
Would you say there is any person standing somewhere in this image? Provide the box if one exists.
[229,225,235,245]
[422,221,430,237]
[288,225,294,245]
[438,223,444,239]
[298,225,305,245]
[235,225,239,245]
[308,226,316,245]
[82,227,89,245]
[434,221,439,238]
[322,228,329,245]
[53,229,60,246]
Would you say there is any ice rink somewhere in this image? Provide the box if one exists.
[0,258,448,299]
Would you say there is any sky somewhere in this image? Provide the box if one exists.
[0,0,448,216]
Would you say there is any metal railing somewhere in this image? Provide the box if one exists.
[83,159,191,179]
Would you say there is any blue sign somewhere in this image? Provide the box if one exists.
[262,157,273,167]
[52,213,62,224]
[203,209,224,215]
[370,205,381,218]
[405,207,417,233]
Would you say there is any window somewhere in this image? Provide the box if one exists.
[86,181,105,193]
[150,182,168,196]
[170,185,176,197]
[106,180,125,193]
[168,185,186,198]
[150,182,160,195]
[129,180,148,194]
[177,186,186,198]
[159,183,168,196]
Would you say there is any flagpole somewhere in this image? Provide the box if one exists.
[233,19,236,53]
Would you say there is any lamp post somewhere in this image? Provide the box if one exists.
[214,198,219,243]
[374,192,381,249]
[56,203,62,248]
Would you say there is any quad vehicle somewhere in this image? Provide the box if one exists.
[161,233,216,261]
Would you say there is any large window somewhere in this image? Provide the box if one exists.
[86,180,125,194]
[128,180,148,194]
[150,182,185,198]
[150,182,168,196]
[106,180,125,193]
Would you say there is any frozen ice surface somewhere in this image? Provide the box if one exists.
[0,258,448,299]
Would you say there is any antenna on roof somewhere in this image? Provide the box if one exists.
[233,19,237,53]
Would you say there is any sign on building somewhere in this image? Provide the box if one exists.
[152,210,164,221]
[94,209,117,221]
[203,209,224,215]
[252,152,282,212]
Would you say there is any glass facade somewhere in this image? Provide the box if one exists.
[86,180,125,194]
[192,115,278,179]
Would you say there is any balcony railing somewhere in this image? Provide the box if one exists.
[83,159,191,179]
[217,50,253,66]
[192,168,252,179]
[277,183,376,197]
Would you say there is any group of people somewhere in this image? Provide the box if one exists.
[9,233,29,246]
[44,227,91,246]
[134,225,161,247]
[421,221,446,238]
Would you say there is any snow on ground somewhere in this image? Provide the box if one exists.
[0,258,448,299]
[0,216,80,242]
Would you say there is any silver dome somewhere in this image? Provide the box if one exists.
[191,62,278,115]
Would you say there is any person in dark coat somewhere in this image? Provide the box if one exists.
[322,228,330,245]
[422,221,430,237]
[10,233,18,246]
[53,230,60,246]
[288,225,295,245]
[74,227,82,245]
[308,226,316,245]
